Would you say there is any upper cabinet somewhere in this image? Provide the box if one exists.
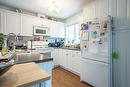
[21,15,36,36]
[0,11,4,33]
[50,21,65,38]
[5,12,21,35]
[41,19,51,28]
[0,9,65,37]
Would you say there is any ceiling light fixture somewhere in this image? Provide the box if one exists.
[48,0,60,13]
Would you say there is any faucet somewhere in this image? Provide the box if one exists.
[7,33,18,51]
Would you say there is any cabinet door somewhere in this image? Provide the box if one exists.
[50,21,58,37]
[52,49,59,66]
[50,21,65,38]
[21,15,34,36]
[33,18,42,26]
[72,51,81,74]
[57,22,65,38]
[60,49,69,68]
[67,50,73,70]
[41,19,51,28]
[57,49,62,65]
[0,11,4,33]
[21,15,42,36]
[5,12,21,35]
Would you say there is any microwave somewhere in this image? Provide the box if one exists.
[33,26,50,36]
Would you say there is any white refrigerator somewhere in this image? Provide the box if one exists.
[80,16,112,87]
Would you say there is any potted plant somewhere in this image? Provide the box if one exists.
[0,33,4,51]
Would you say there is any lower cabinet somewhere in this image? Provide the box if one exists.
[31,60,53,87]
[72,51,81,74]
[51,49,60,66]
[52,49,81,75]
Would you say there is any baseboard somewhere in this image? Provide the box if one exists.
[57,65,80,76]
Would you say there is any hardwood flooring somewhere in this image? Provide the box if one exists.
[52,67,91,87]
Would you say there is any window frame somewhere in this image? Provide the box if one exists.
[65,23,80,44]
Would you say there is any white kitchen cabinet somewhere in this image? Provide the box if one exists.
[56,22,65,38]
[72,51,81,74]
[21,15,42,36]
[33,17,42,26]
[61,49,69,68]
[52,49,70,68]
[50,21,65,38]
[0,11,5,33]
[0,9,65,37]
[5,12,21,35]
[42,19,51,28]
[57,49,63,66]
[63,49,81,74]
[21,15,35,36]
[66,50,73,70]
[52,49,60,66]
[59,49,65,67]
[57,49,81,75]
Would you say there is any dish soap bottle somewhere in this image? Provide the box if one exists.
[2,44,7,56]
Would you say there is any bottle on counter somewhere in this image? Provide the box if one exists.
[2,47,7,56]
[0,51,1,57]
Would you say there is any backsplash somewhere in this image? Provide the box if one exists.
[3,35,64,47]
[44,37,64,43]
[3,36,34,48]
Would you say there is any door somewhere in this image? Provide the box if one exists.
[21,15,35,36]
[67,50,73,70]
[81,58,109,87]
[52,49,59,66]
[50,21,65,38]
[60,49,66,67]
[5,12,21,35]
[72,51,81,74]
[0,11,4,33]
[56,22,65,38]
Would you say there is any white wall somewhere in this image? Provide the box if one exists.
[83,0,130,29]
[82,0,130,87]
[63,12,83,26]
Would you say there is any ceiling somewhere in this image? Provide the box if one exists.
[0,0,90,19]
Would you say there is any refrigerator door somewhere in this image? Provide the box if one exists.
[81,52,109,63]
[80,58,109,87]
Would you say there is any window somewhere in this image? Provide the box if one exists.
[66,24,75,40]
[75,24,80,44]
[65,23,80,45]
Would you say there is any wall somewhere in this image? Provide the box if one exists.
[63,12,83,26]
[83,0,130,87]
[0,4,63,22]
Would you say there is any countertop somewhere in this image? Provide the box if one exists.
[0,62,50,87]
[0,50,53,65]
[15,50,53,64]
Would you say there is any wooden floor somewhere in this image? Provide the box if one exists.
[52,67,91,87]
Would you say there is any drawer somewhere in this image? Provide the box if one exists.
[72,51,81,57]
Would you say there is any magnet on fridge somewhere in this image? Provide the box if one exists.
[92,31,97,38]
[104,20,107,28]
[100,32,105,36]
[82,23,89,31]
[84,44,89,49]
[89,21,92,25]
[99,38,103,44]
